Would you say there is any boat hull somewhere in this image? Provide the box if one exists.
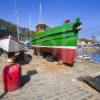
[0,36,27,53]
[32,45,76,64]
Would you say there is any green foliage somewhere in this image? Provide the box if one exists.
[0,19,17,38]
[80,38,96,44]
[0,19,35,40]
[79,38,89,43]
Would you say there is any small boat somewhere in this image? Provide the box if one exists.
[83,55,91,60]
[31,18,82,65]
[76,55,83,59]
[0,35,27,53]
[77,55,91,60]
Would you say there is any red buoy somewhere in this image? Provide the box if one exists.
[2,63,22,92]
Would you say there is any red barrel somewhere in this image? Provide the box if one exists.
[2,63,22,92]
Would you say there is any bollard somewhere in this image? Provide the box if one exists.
[2,63,22,92]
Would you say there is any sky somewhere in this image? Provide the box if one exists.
[0,0,100,41]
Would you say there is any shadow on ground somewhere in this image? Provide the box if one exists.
[0,92,7,99]
[15,53,32,65]
[64,62,74,67]
[78,75,100,92]
[21,69,38,87]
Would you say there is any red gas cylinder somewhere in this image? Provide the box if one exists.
[2,63,22,92]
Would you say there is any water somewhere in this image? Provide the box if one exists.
[77,52,100,63]
[90,52,100,63]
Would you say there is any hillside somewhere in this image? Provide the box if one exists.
[0,19,35,40]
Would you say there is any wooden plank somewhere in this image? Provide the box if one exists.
[84,76,100,92]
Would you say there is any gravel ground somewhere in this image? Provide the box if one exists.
[0,49,100,100]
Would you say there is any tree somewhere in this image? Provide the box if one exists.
[0,18,35,40]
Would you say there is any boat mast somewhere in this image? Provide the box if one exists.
[14,0,20,41]
[29,11,32,30]
[39,3,42,23]
[28,11,32,40]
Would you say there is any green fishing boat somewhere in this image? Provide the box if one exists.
[31,18,82,65]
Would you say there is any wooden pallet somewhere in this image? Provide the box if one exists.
[84,75,100,92]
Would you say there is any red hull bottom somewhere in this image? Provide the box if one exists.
[32,47,76,64]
